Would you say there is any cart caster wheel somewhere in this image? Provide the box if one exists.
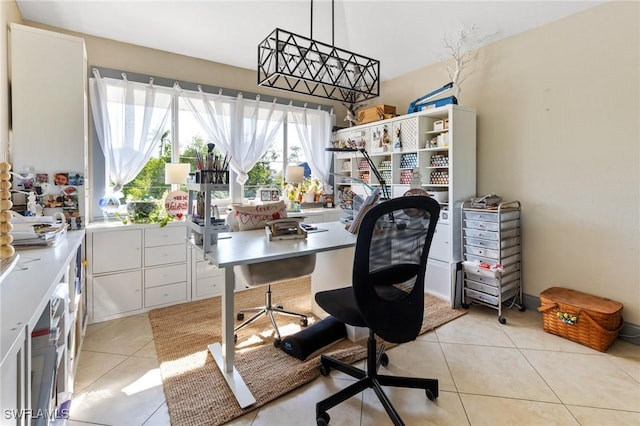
[426,389,437,401]
[274,338,281,348]
[498,316,507,325]
[301,317,308,327]
[461,303,470,309]
[234,334,238,343]
[380,353,389,367]
[317,411,330,426]
[236,313,244,321]
[320,364,331,376]
[518,305,526,312]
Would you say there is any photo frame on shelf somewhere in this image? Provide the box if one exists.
[260,190,272,202]
[260,188,280,202]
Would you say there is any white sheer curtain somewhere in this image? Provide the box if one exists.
[180,88,287,185]
[89,70,173,195]
[289,105,334,183]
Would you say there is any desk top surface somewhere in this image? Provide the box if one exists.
[204,221,357,268]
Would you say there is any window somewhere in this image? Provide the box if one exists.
[243,120,309,200]
[90,70,332,219]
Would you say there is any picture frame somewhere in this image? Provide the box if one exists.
[260,190,272,202]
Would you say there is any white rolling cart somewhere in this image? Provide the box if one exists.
[460,200,524,324]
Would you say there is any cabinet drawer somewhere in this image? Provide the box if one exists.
[195,276,225,298]
[145,282,187,308]
[463,210,519,222]
[144,244,186,267]
[145,264,187,288]
[428,223,450,262]
[92,270,142,318]
[464,244,519,259]
[145,225,185,247]
[91,229,142,274]
[196,260,224,279]
[464,278,518,297]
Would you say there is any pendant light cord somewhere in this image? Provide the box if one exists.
[310,0,335,46]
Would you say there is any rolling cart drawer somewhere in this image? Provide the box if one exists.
[464,244,520,259]
[464,227,520,241]
[465,270,520,287]
[465,252,520,266]
[463,210,520,222]
[464,219,519,232]
[465,279,519,297]
[464,237,520,250]
[465,286,518,306]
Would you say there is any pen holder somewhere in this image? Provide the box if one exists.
[196,170,229,184]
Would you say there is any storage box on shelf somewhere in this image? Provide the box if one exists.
[333,105,476,305]
[461,200,524,324]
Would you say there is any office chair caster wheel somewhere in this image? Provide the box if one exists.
[300,317,308,327]
[273,338,281,348]
[518,305,526,312]
[426,389,437,401]
[320,364,331,376]
[316,411,330,426]
[498,316,507,325]
[461,303,470,309]
[237,313,244,321]
[380,353,389,367]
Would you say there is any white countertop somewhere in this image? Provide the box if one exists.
[1,230,84,364]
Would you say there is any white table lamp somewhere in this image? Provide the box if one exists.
[164,163,190,219]
[285,165,304,184]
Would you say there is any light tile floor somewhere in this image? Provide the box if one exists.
[69,307,640,426]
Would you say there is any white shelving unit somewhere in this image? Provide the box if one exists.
[461,200,524,323]
[332,105,476,305]
[185,183,230,253]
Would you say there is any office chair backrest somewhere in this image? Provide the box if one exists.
[353,196,440,343]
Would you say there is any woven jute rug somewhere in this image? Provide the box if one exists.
[149,277,466,426]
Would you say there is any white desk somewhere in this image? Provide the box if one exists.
[200,221,357,408]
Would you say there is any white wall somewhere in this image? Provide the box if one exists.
[380,1,640,325]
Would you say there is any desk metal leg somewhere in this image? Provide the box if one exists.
[208,266,256,408]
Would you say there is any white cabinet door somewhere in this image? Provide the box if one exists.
[425,259,452,303]
[91,230,142,274]
[92,270,142,318]
[429,223,451,262]
[0,327,28,426]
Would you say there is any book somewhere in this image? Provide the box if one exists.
[347,187,381,234]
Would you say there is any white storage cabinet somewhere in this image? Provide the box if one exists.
[461,200,524,323]
[333,105,476,305]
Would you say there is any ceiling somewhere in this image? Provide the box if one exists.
[16,0,605,82]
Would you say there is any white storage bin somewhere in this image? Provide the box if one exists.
[464,236,520,250]
[464,219,519,232]
[463,210,520,222]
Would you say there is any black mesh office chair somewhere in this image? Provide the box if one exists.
[314,196,440,426]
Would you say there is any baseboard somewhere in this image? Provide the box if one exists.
[523,293,640,346]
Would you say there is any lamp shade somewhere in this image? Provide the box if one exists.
[285,165,304,184]
[165,163,190,184]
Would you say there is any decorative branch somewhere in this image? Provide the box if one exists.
[441,25,493,99]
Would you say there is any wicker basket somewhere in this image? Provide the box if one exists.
[538,287,623,352]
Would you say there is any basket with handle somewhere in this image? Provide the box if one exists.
[538,287,623,352]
